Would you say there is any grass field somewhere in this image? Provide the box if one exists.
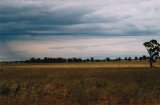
[0,61,160,105]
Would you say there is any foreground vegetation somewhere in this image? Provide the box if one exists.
[0,61,160,105]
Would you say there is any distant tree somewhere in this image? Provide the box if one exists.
[115,57,121,61]
[106,57,110,61]
[134,57,138,60]
[37,58,41,63]
[143,39,160,68]
[128,57,132,61]
[142,55,148,60]
[124,57,128,61]
[30,58,36,63]
[67,58,73,63]
[44,57,48,63]
[139,57,143,61]
[90,57,94,62]
[118,57,121,61]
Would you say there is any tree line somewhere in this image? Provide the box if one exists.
[18,55,159,63]
[2,55,159,64]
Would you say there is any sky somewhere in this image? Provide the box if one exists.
[0,0,160,61]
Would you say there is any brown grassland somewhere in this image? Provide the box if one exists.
[0,61,160,105]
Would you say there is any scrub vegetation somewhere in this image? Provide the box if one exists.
[0,61,160,105]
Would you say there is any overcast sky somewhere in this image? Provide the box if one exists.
[0,0,160,61]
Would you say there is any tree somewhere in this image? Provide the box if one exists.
[139,57,143,61]
[90,57,94,62]
[143,39,160,68]
[142,55,148,60]
[106,57,110,61]
[134,56,138,60]
[128,57,132,61]
[124,57,128,61]
[117,57,121,61]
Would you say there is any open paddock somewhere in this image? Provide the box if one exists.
[0,61,160,105]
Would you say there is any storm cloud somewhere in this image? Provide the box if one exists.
[0,0,160,61]
[1,0,160,39]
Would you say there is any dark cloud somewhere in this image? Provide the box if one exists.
[0,4,92,40]
[1,0,160,42]
[0,0,160,61]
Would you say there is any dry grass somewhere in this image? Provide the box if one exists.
[0,61,160,105]
[2,60,160,68]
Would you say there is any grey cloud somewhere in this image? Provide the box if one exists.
[0,0,160,40]
[1,0,160,61]
[0,5,91,40]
